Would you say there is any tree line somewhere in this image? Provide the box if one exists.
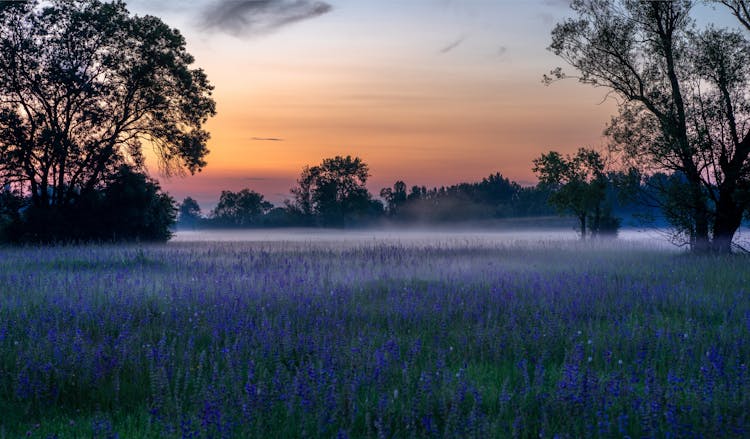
[177,153,643,236]
[178,159,557,230]
[3,1,750,252]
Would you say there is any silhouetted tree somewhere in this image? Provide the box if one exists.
[380,181,407,216]
[212,189,273,227]
[178,197,202,228]
[533,148,620,238]
[475,173,520,205]
[408,186,426,201]
[548,0,750,252]
[0,0,214,241]
[290,156,378,226]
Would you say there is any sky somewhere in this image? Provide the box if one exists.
[124,0,731,209]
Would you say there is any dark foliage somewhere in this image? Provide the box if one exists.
[211,189,273,227]
[379,173,556,223]
[0,185,23,242]
[533,148,621,238]
[0,0,212,243]
[178,197,202,228]
[289,155,380,227]
[98,166,176,242]
[2,166,176,244]
[549,0,750,252]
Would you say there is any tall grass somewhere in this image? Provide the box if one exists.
[0,240,747,437]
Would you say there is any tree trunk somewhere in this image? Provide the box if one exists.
[693,210,710,253]
[30,179,40,208]
[591,203,600,238]
[711,188,744,254]
[579,214,587,240]
[40,179,49,208]
[689,181,711,253]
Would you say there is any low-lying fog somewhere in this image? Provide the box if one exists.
[171,227,721,250]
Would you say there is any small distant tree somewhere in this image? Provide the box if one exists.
[533,148,620,238]
[290,156,377,226]
[178,197,202,228]
[212,189,273,227]
[380,181,407,216]
[408,186,426,201]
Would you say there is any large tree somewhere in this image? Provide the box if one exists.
[548,0,750,253]
[0,0,215,210]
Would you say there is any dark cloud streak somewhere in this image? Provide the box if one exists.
[252,137,285,142]
[202,0,332,36]
[438,35,466,54]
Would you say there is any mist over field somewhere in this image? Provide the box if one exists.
[172,227,682,250]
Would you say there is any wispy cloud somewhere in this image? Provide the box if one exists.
[252,137,285,142]
[202,0,332,36]
[438,35,467,54]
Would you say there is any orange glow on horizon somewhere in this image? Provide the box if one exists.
[155,72,616,207]
[142,2,621,208]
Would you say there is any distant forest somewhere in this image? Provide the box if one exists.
[177,155,651,231]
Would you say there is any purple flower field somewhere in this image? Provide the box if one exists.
[0,238,748,437]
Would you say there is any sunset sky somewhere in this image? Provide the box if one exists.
[126,0,728,208]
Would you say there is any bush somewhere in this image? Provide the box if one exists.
[2,166,176,244]
[99,166,177,242]
[0,188,23,242]
[597,209,622,238]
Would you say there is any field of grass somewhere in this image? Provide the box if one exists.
[0,237,748,437]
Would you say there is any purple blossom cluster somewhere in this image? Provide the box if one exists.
[0,241,748,437]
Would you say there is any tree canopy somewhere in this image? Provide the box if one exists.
[533,148,620,238]
[178,196,202,228]
[211,189,273,227]
[290,155,378,226]
[0,0,215,210]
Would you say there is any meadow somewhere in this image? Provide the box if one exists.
[0,233,748,437]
